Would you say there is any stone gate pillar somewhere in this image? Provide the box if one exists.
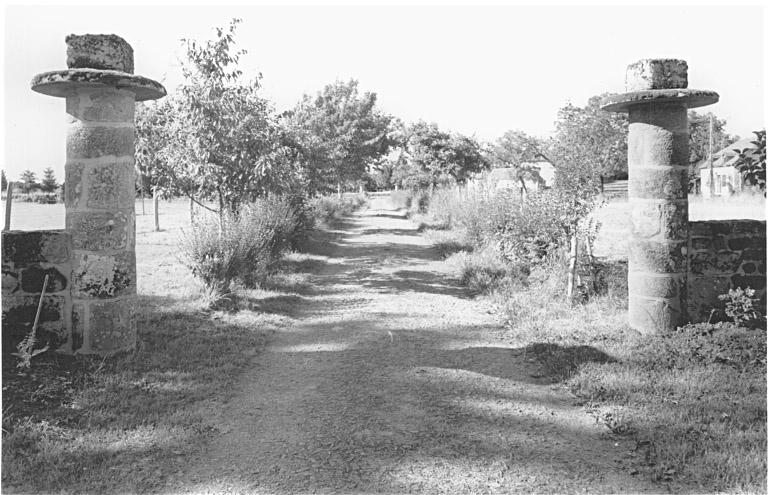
[602,60,718,333]
[31,35,165,354]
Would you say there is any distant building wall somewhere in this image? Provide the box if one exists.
[687,220,766,322]
[2,230,74,353]
[700,167,743,198]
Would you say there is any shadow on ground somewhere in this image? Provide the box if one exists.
[173,207,645,495]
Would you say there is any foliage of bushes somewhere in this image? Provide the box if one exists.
[400,187,602,290]
[310,194,367,226]
[9,192,63,204]
[404,185,765,493]
[180,196,298,295]
[181,193,366,301]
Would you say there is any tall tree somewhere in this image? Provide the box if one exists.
[688,110,736,167]
[290,79,394,197]
[444,132,489,185]
[18,170,38,194]
[168,18,285,216]
[40,167,58,193]
[393,121,488,190]
[490,130,548,194]
[548,95,628,193]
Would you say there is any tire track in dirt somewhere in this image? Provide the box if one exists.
[169,198,659,494]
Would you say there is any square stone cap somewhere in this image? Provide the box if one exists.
[31,69,166,101]
[626,59,688,92]
[66,34,134,73]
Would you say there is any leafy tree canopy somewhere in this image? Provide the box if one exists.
[392,121,489,190]
[733,129,766,195]
[168,18,286,216]
[688,110,737,167]
[490,130,549,192]
[549,94,628,195]
[288,79,395,195]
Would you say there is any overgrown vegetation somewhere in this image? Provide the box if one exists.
[179,193,366,307]
[310,193,368,227]
[1,199,343,493]
[733,129,767,195]
[403,187,767,494]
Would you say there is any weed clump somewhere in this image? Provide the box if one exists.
[180,195,301,302]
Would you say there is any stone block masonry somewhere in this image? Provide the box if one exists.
[17,33,166,356]
[688,220,766,323]
[2,231,73,353]
[602,58,718,333]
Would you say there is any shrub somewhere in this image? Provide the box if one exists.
[310,193,368,226]
[719,286,764,328]
[447,247,526,295]
[411,189,430,215]
[389,190,412,210]
[492,190,598,265]
[180,195,300,299]
[285,191,315,251]
[427,228,474,258]
[180,214,243,297]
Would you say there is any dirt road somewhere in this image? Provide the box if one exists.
[170,198,657,494]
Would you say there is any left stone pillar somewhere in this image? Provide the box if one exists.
[31,34,166,355]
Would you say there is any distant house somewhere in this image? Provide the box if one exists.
[698,137,754,197]
[486,161,554,192]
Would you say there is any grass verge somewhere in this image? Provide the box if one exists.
[1,208,332,494]
[409,189,767,494]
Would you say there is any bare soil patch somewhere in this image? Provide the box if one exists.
[169,199,660,494]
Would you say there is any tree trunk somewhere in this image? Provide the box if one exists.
[518,177,528,201]
[189,197,194,226]
[337,181,342,200]
[567,233,578,303]
[585,234,595,292]
[140,178,145,216]
[153,188,160,232]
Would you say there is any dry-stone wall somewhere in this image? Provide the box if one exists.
[2,231,73,353]
[688,220,767,322]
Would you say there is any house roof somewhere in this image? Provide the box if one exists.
[698,137,756,170]
[716,137,756,158]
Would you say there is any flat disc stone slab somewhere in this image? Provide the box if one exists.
[32,69,166,101]
[601,89,719,113]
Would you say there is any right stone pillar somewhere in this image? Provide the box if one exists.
[602,59,719,333]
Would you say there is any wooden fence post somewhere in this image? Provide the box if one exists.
[4,181,14,231]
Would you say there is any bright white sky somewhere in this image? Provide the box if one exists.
[1,1,765,182]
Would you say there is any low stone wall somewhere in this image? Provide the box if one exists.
[2,230,73,353]
[687,220,767,323]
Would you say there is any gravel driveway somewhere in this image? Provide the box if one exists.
[170,198,658,494]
